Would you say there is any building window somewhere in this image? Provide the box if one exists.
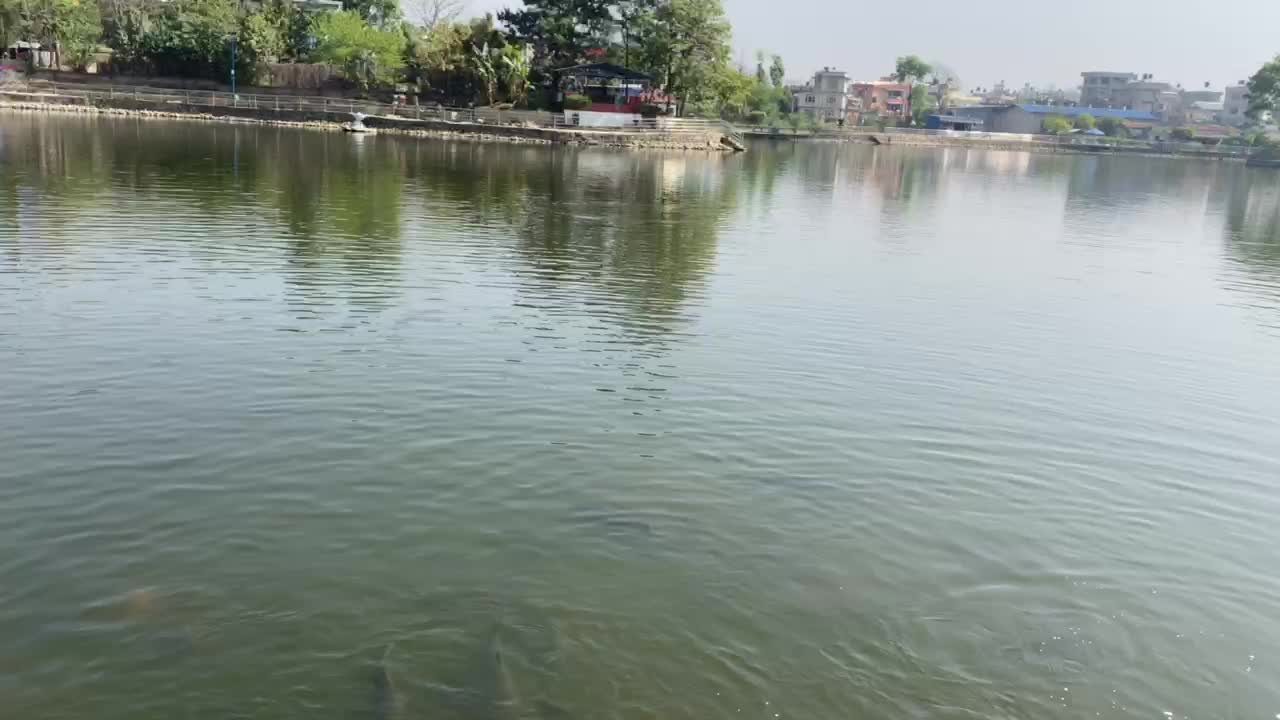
[806,95,815,103]
[827,96,836,104]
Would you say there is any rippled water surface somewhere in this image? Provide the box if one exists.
[3,114,1280,720]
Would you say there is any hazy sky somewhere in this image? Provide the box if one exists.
[467,0,1280,90]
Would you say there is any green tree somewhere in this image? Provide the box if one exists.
[237,13,283,83]
[649,0,731,114]
[909,83,933,126]
[754,49,766,84]
[614,0,658,68]
[498,0,614,70]
[1,0,103,69]
[0,2,19,49]
[746,79,786,118]
[1246,55,1280,120]
[311,9,406,92]
[53,0,103,69]
[470,40,497,104]
[786,110,803,133]
[140,0,237,79]
[893,54,930,83]
[254,0,312,61]
[407,18,468,90]
[498,43,530,105]
[1171,126,1195,141]
[1096,115,1126,137]
[1073,113,1096,131]
[96,0,153,65]
[1041,115,1072,135]
[768,53,783,87]
[706,64,751,117]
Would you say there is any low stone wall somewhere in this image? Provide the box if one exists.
[0,92,731,151]
[874,131,1247,159]
[746,127,1248,160]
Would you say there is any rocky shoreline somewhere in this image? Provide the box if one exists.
[0,95,731,151]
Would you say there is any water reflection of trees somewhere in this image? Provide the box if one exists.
[2,116,409,314]
[257,131,406,312]
[1220,169,1280,321]
[0,114,115,239]
[399,143,740,341]
[510,151,737,338]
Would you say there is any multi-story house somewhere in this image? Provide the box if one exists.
[1080,71,1137,106]
[849,79,912,121]
[793,68,850,122]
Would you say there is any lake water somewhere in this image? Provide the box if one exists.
[3,113,1280,720]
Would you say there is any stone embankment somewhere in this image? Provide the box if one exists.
[0,91,733,151]
[744,128,1250,160]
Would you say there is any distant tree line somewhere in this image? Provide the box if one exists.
[0,0,798,120]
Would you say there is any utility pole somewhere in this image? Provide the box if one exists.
[229,35,238,99]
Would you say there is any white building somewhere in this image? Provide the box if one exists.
[793,67,849,122]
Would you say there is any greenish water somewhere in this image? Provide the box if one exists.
[3,114,1280,720]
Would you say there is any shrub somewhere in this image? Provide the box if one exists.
[1171,127,1195,141]
[563,94,591,110]
[638,103,668,117]
[1042,115,1072,135]
[746,110,767,125]
[309,11,405,93]
[1096,116,1125,137]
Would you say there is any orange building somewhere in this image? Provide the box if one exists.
[849,80,912,122]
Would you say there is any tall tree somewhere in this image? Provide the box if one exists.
[893,54,930,83]
[498,42,530,104]
[615,0,657,69]
[498,0,615,70]
[237,12,284,82]
[1247,55,1280,120]
[408,18,467,85]
[768,53,783,87]
[311,9,405,91]
[139,0,237,79]
[0,0,102,68]
[753,49,765,84]
[648,0,730,113]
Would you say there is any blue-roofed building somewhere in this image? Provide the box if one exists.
[924,114,984,131]
[1017,105,1157,120]
[937,104,1159,135]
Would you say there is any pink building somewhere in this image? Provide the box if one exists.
[849,80,912,122]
